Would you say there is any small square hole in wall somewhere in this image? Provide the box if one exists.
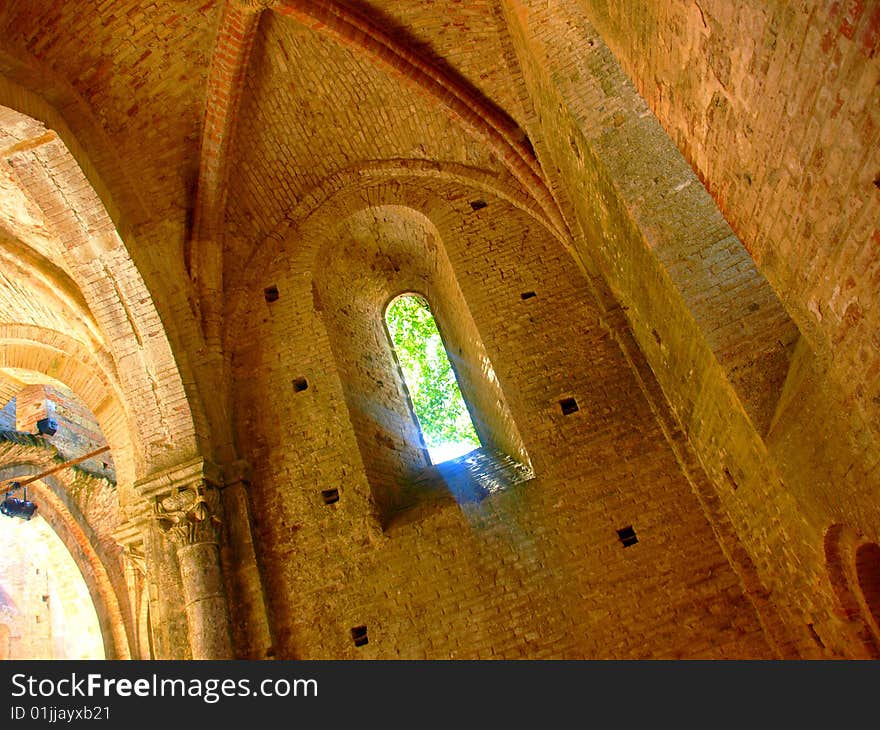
[264,285,279,303]
[469,199,488,211]
[617,526,638,547]
[560,397,579,415]
[292,377,308,392]
[723,467,738,490]
[807,623,825,649]
[521,291,537,300]
[321,488,339,505]
[351,625,368,647]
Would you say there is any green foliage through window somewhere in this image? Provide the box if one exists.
[385,294,480,463]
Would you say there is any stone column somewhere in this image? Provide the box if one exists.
[213,459,272,658]
[154,481,233,660]
[116,507,189,659]
[116,522,151,660]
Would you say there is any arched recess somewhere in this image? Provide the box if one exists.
[824,524,880,658]
[0,331,163,660]
[225,159,570,337]
[228,175,538,527]
[312,204,530,515]
[0,332,135,488]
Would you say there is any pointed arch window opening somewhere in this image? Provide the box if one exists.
[385,293,482,464]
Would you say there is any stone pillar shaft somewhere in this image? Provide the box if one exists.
[178,541,233,659]
[153,477,234,659]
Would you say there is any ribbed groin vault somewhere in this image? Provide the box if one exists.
[0,0,877,659]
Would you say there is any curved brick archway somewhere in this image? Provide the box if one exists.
[312,203,531,521]
[0,0,877,664]
[0,462,130,660]
[0,332,135,488]
[226,161,567,342]
[824,524,880,658]
[0,94,204,479]
[0,97,217,660]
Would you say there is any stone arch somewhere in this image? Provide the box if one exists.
[191,2,567,339]
[0,463,130,659]
[0,330,135,488]
[0,91,212,658]
[226,160,571,342]
[229,189,533,525]
[314,203,528,467]
[227,178,560,479]
[272,2,565,236]
[0,63,147,230]
[0,91,202,479]
[824,523,880,658]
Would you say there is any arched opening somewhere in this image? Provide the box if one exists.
[0,514,104,659]
[824,524,880,658]
[0,97,205,659]
[0,99,201,480]
[306,203,534,523]
[385,293,481,464]
[0,381,126,658]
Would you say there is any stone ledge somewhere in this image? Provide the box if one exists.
[385,446,534,530]
[134,457,223,501]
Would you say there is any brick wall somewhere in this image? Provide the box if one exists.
[499,0,880,656]
[576,1,880,422]
[230,178,773,658]
[1,0,876,661]
[8,383,115,480]
[577,0,880,517]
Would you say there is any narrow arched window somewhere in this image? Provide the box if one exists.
[385,294,481,463]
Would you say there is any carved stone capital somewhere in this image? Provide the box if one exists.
[154,481,223,547]
[135,457,222,502]
[113,510,150,549]
[124,543,148,576]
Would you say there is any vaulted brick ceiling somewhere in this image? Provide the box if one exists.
[223,9,508,270]
[0,1,214,230]
[0,0,552,476]
[0,108,107,365]
[0,1,553,305]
